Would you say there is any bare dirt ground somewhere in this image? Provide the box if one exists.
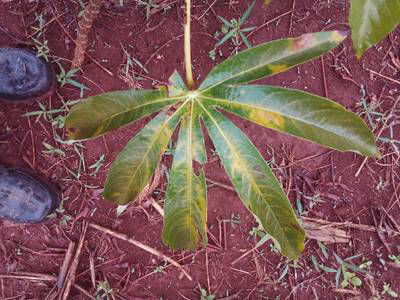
[0,0,399,299]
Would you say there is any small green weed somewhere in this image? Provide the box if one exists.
[24,102,67,126]
[138,0,171,19]
[200,287,215,300]
[278,260,301,282]
[154,265,165,273]
[56,62,89,98]
[388,254,400,266]
[31,13,46,37]
[42,141,66,157]
[213,0,256,53]
[96,280,114,300]
[89,154,106,176]
[32,38,50,62]
[382,283,398,298]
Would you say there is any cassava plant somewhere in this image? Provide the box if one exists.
[65,0,379,259]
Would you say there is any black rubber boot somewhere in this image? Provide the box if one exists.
[0,48,54,102]
[0,166,60,223]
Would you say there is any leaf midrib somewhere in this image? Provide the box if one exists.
[186,103,195,244]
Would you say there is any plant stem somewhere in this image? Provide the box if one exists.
[184,0,195,89]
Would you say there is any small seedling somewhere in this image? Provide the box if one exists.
[60,214,73,227]
[312,250,369,289]
[382,283,398,298]
[341,270,362,288]
[138,0,162,20]
[42,141,66,157]
[388,254,400,266]
[317,241,329,259]
[24,102,67,124]
[119,44,147,88]
[47,196,69,221]
[89,154,106,176]
[278,260,300,282]
[32,38,50,62]
[121,44,148,75]
[31,13,46,37]
[215,0,256,51]
[154,265,165,273]
[333,253,368,288]
[200,287,215,300]
[56,62,89,98]
[96,280,114,300]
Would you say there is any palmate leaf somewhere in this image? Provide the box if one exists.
[162,104,208,249]
[199,103,304,259]
[200,85,379,157]
[350,0,400,58]
[65,30,378,260]
[199,31,347,91]
[65,89,183,140]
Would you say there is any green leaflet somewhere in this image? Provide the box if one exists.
[199,103,305,259]
[199,31,347,91]
[103,107,184,205]
[168,70,188,97]
[162,105,208,249]
[201,85,379,157]
[65,89,181,140]
[350,0,400,58]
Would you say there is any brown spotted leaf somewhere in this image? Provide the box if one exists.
[200,85,379,157]
[199,103,305,259]
[162,105,208,249]
[65,89,182,140]
[199,31,347,91]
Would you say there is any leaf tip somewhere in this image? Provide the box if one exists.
[372,147,382,159]
[162,237,198,251]
[355,50,363,60]
[65,126,76,138]
[332,30,349,43]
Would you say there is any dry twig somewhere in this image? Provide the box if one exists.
[0,272,94,300]
[71,0,104,68]
[56,241,75,288]
[302,218,350,244]
[88,222,192,281]
[60,222,88,300]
